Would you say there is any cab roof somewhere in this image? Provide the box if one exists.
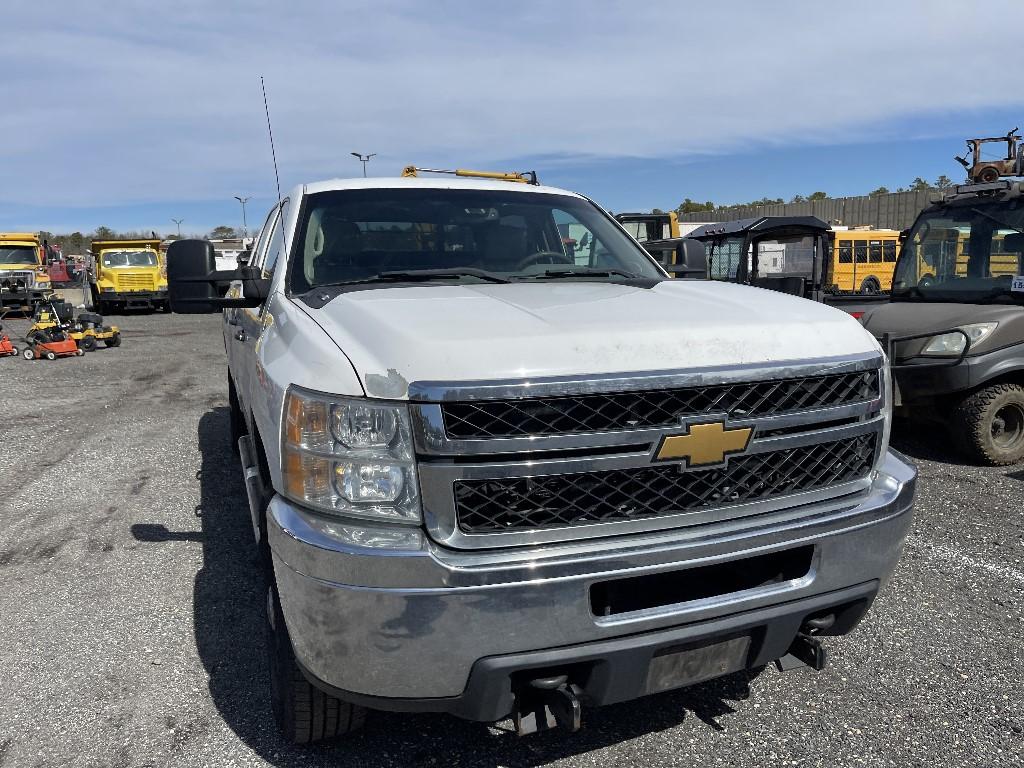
[299,176,584,199]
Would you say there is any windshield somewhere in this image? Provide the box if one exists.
[102,250,157,268]
[290,189,664,291]
[618,217,669,242]
[892,201,1024,303]
[0,246,39,266]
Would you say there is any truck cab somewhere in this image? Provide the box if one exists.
[89,239,168,313]
[0,232,53,311]
[862,180,1024,464]
[614,211,681,242]
[168,174,915,744]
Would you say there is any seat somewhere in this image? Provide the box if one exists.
[477,224,528,271]
[313,219,365,284]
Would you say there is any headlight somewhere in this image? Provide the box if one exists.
[282,388,419,522]
[921,322,997,356]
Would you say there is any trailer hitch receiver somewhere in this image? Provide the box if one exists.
[513,675,583,735]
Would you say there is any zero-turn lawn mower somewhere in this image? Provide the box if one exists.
[23,301,84,360]
[27,301,121,353]
[0,312,19,358]
[71,312,121,351]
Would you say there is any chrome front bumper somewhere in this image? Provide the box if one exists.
[269,450,915,718]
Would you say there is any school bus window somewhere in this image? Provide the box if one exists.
[883,241,897,262]
[838,240,853,264]
[854,242,868,263]
[869,240,882,263]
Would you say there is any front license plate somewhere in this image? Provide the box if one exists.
[646,636,751,694]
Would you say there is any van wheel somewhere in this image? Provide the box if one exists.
[859,276,881,295]
[266,584,366,743]
[953,384,1024,465]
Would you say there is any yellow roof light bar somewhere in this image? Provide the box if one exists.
[401,166,538,185]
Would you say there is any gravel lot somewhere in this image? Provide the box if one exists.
[0,311,1021,768]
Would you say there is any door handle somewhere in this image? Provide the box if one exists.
[234,329,247,342]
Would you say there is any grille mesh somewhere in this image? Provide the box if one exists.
[442,371,879,439]
[116,274,155,291]
[454,433,877,533]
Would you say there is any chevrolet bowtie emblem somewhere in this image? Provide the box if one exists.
[654,421,753,467]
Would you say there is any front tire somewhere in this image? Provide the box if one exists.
[266,584,366,744]
[45,351,57,361]
[22,348,34,360]
[105,333,121,348]
[953,384,1024,465]
[79,335,97,352]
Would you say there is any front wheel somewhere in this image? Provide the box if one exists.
[105,333,121,348]
[266,584,366,744]
[79,335,97,352]
[45,351,57,361]
[22,348,34,360]
[952,384,1024,465]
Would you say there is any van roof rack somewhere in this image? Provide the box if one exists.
[401,166,539,185]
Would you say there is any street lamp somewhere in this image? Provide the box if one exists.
[233,196,250,241]
[171,218,184,238]
[351,152,376,177]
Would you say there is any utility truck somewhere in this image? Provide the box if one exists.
[862,180,1024,464]
[167,172,916,743]
[0,232,53,311]
[89,238,168,313]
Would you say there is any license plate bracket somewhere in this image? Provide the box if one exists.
[645,635,751,694]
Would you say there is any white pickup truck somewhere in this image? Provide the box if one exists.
[167,173,916,743]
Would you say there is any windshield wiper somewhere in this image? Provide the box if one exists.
[319,268,511,288]
[526,268,637,280]
[970,207,1024,235]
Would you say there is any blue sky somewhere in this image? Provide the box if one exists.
[3,0,1022,236]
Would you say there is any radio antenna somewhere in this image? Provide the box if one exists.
[261,76,288,256]
[262,76,282,207]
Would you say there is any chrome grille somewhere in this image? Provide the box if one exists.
[412,354,886,550]
[453,433,877,533]
[441,370,879,439]
[0,270,36,291]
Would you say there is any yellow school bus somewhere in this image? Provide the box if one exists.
[829,229,902,294]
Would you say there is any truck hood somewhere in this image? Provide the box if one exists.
[301,281,881,398]
[861,300,1024,356]
[862,300,1024,337]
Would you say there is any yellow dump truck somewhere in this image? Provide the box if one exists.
[89,239,168,312]
[0,232,53,310]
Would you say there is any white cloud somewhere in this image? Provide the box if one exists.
[3,0,1020,207]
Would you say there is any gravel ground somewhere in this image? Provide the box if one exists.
[0,311,1021,768]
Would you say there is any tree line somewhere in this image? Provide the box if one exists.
[33,225,243,254]
[670,175,956,215]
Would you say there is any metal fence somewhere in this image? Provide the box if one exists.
[677,189,936,231]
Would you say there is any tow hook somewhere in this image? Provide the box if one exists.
[513,675,583,735]
[775,615,834,673]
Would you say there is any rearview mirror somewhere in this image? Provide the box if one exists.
[167,239,270,313]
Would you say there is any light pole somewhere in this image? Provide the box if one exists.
[233,196,250,241]
[171,218,184,238]
[351,152,376,177]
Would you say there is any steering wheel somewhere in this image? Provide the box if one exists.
[515,250,575,271]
